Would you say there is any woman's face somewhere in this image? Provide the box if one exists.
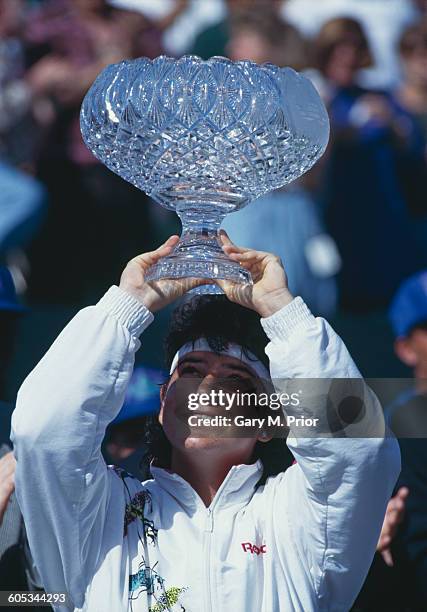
[325,38,365,87]
[402,46,427,88]
[227,30,272,64]
[159,351,265,459]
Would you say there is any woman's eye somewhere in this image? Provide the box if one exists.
[227,374,244,380]
[181,366,200,377]
[226,374,253,386]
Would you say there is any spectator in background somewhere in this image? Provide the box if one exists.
[0,267,45,603]
[23,0,163,302]
[314,18,426,311]
[109,0,190,41]
[103,366,167,479]
[356,271,427,611]
[0,443,47,604]
[392,19,427,268]
[414,0,427,15]
[225,9,306,70]
[389,271,427,536]
[0,162,46,259]
[398,19,427,146]
[0,0,46,265]
[190,0,283,60]
[283,0,419,89]
[384,271,427,611]
[223,13,339,317]
[387,270,427,436]
[0,0,33,166]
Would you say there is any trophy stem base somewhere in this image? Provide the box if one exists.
[144,203,252,295]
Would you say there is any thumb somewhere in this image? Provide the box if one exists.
[396,487,409,501]
[214,278,233,292]
[381,548,394,567]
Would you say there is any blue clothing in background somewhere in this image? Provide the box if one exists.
[0,162,46,257]
[323,85,427,310]
[223,186,338,317]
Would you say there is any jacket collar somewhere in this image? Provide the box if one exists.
[150,459,263,512]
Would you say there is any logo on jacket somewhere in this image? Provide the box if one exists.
[241,542,267,555]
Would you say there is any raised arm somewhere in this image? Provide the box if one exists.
[10,236,207,608]
[217,229,401,611]
[11,287,153,607]
[261,299,400,611]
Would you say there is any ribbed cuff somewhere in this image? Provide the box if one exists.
[97,286,154,337]
[261,296,316,342]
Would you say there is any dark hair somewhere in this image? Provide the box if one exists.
[142,296,293,485]
[408,319,427,336]
[164,295,270,370]
[313,17,373,73]
[229,11,309,70]
[400,18,427,57]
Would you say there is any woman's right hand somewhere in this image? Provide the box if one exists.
[119,236,210,312]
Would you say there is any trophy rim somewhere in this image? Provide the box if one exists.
[80,54,330,209]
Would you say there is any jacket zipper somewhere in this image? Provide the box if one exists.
[203,469,235,612]
[204,507,214,612]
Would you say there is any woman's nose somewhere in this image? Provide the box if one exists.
[198,373,216,393]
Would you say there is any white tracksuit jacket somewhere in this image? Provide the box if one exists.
[11,286,400,612]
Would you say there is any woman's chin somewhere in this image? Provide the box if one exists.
[182,436,226,451]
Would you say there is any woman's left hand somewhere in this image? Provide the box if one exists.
[216,230,294,318]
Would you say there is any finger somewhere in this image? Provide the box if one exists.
[220,245,258,261]
[214,278,244,301]
[227,250,267,261]
[214,278,253,304]
[381,549,394,567]
[218,229,235,247]
[151,235,180,254]
[388,498,403,512]
[214,278,236,291]
[165,235,180,243]
[0,466,15,481]
[228,250,280,266]
[139,235,180,258]
[0,478,15,521]
[0,454,15,477]
[219,231,252,254]
[0,477,15,500]
[0,452,14,466]
[222,244,252,256]
[396,487,409,500]
[387,498,406,520]
[219,230,252,253]
[134,238,180,267]
[378,533,391,552]
[393,498,406,513]
[227,253,271,277]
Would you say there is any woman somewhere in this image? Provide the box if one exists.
[314,18,426,310]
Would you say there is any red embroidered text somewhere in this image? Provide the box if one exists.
[241,542,267,555]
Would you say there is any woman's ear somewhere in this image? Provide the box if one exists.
[394,338,418,367]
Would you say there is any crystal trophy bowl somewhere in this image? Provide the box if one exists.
[80,55,330,293]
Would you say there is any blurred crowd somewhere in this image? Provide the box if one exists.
[1,0,427,609]
[0,0,426,309]
[0,0,425,307]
